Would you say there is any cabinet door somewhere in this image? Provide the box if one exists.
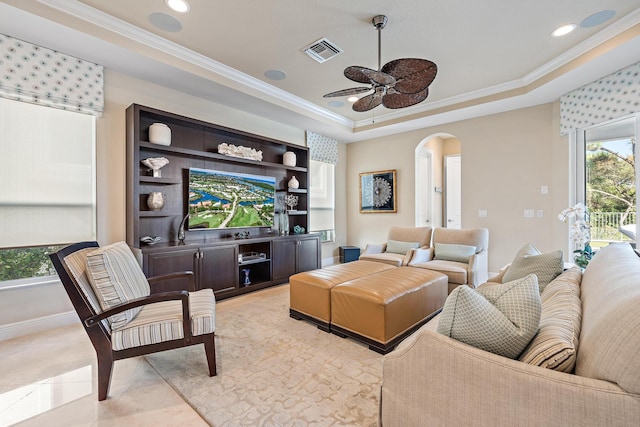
[199,245,238,294]
[145,248,198,292]
[297,236,320,273]
[272,239,297,282]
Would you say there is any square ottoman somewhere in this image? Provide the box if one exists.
[331,267,448,353]
[289,260,396,331]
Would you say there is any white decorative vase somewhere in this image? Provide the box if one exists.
[283,151,296,167]
[288,176,299,189]
[149,123,171,146]
[147,192,165,211]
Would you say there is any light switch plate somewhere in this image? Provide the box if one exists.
[524,209,535,218]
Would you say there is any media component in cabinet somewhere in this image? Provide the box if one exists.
[237,241,271,288]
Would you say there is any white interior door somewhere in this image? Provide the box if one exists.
[445,155,461,229]
[415,150,432,227]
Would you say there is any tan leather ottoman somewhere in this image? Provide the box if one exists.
[289,260,395,331]
[330,267,447,353]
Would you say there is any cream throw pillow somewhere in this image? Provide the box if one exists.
[502,243,563,292]
[437,274,542,359]
[86,241,151,329]
[519,267,582,372]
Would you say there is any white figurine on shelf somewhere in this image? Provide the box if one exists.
[141,157,170,177]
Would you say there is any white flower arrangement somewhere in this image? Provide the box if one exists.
[558,202,593,268]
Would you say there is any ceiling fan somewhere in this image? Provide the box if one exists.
[324,15,437,112]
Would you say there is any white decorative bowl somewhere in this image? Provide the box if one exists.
[149,123,171,146]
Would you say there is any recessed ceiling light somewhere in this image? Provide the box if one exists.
[581,10,615,28]
[166,0,190,13]
[264,70,286,81]
[347,96,359,103]
[328,101,344,108]
[552,23,577,37]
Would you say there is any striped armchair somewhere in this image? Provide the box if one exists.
[50,241,217,401]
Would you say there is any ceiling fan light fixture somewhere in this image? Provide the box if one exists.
[347,96,359,103]
[323,14,437,112]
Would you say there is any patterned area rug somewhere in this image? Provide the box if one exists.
[145,284,383,426]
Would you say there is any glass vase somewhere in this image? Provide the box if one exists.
[279,211,289,235]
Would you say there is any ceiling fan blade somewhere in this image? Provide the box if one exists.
[382,87,429,109]
[323,87,372,98]
[360,68,396,86]
[344,66,377,84]
[381,58,437,94]
[353,93,383,112]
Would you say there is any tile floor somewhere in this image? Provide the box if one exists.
[0,323,206,426]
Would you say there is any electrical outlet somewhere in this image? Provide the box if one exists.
[478,209,487,218]
[536,209,544,217]
[541,185,548,194]
[524,209,535,218]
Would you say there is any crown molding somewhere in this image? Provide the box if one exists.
[523,7,640,83]
[34,1,640,135]
[352,7,640,129]
[36,0,354,129]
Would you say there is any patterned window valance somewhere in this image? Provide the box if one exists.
[560,61,640,135]
[0,33,104,116]
[306,131,338,165]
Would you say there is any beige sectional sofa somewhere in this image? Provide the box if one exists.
[380,242,640,426]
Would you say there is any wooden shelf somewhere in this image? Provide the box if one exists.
[139,141,307,172]
[280,188,307,194]
[139,211,177,217]
[139,176,181,185]
[238,258,271,266]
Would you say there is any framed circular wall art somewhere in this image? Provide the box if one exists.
[359,169,397,213]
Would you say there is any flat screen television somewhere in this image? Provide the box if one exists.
[188,167,276,229]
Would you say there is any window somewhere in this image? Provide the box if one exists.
[309,160,335,242]
[0,98,96,283]
[576,114,639,248]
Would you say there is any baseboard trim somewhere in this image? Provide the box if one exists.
[0,311,78,342]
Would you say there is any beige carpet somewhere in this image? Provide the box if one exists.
[145,284,383,426]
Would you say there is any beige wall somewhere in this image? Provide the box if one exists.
[0,69,345,335]
[347,103,570,272]
[97,70,347,255]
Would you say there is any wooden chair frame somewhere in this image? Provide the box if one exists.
[50,241,217,401]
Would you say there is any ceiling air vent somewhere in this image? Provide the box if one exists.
[303,38,343,63]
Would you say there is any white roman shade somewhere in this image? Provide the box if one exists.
[306,132,337,235]
[0,98,95,248]
[306,131,338,165]
[0,33,104,116]
[560,61,640,136]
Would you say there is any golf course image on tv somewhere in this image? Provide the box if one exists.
[188,167,276,229]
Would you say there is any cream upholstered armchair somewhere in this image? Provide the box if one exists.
[50,241,217,401]
[407,227,489,293]
[359,226,433,267]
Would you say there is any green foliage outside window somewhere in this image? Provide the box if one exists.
[0,246,61,282]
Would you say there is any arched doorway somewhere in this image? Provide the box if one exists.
[415,134,461,229]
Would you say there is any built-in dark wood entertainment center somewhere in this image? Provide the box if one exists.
[126,104,320,299]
